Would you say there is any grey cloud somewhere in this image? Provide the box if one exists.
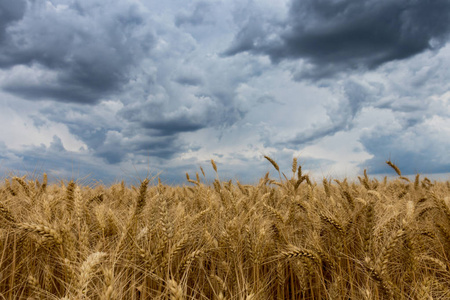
[360,126,450,175]
[287,80,376,146]
[0,138,118,183]
[141,118,204,134]
[0,141,9,160]
[175,75,203,86]
[222,15,278,57]
[225,0,450,78]
[288,121,347,146]
[0,0,26,42]
[376,98,429,113]
[120,89,246,137]
[94,127,192,164]
[3,83,108,104]
[0,3,235,183]
[375,98,430,128]
[49,135,65,152]
[120,103,208,136]
[67,125,108,150]
[0,137,180,184]
[30,114,47,129]
[95,131,127,164]
[132,136,187,160]
[39,104,116,150]
[256,95,284,105]
[175,2,213,27]
[0,0,155,104]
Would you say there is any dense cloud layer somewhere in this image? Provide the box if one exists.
[0,0,154,104]
[0,0,449,183]
[225,0,450,78]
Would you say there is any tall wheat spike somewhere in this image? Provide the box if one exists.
[386,160,402,176]
[211,159,218,173]
[264,155,280,172]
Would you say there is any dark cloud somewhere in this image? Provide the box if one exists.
[0,0,155,104]
[119,92,245,137]
[120,104,207,136]
[141,119,204,134]
[175,75,203,86]
[3,83,110,104]
[95,130,189,164]
[66,125,108,150]
[225,0,450,78]
[0,0,26,42]
[94,131,127,164]
[131,136,188,159]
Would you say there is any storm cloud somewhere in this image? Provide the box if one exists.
[0,0,154,104]
[225,0,450,78]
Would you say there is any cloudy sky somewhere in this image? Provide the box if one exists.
[1,0,450,184]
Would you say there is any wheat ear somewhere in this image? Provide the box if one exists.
[13,176,31,197]
[279,246,321,265]
[365,264,394,299]
[264,155,280,172]
[386,160,401,176]
[78,252,107,297]
[0,202,16,223]
[134,178,149,218]
[211,159,218,173]
[167,279,184,300]
[17,222,63,245]
[101,267,115,300]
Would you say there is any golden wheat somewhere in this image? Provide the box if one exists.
[1,159,449,299]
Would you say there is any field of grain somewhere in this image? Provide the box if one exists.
[1,158,449,299]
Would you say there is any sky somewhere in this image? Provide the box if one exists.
[0,0,450,185]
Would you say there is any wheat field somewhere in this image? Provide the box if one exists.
[0,159,449,299]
